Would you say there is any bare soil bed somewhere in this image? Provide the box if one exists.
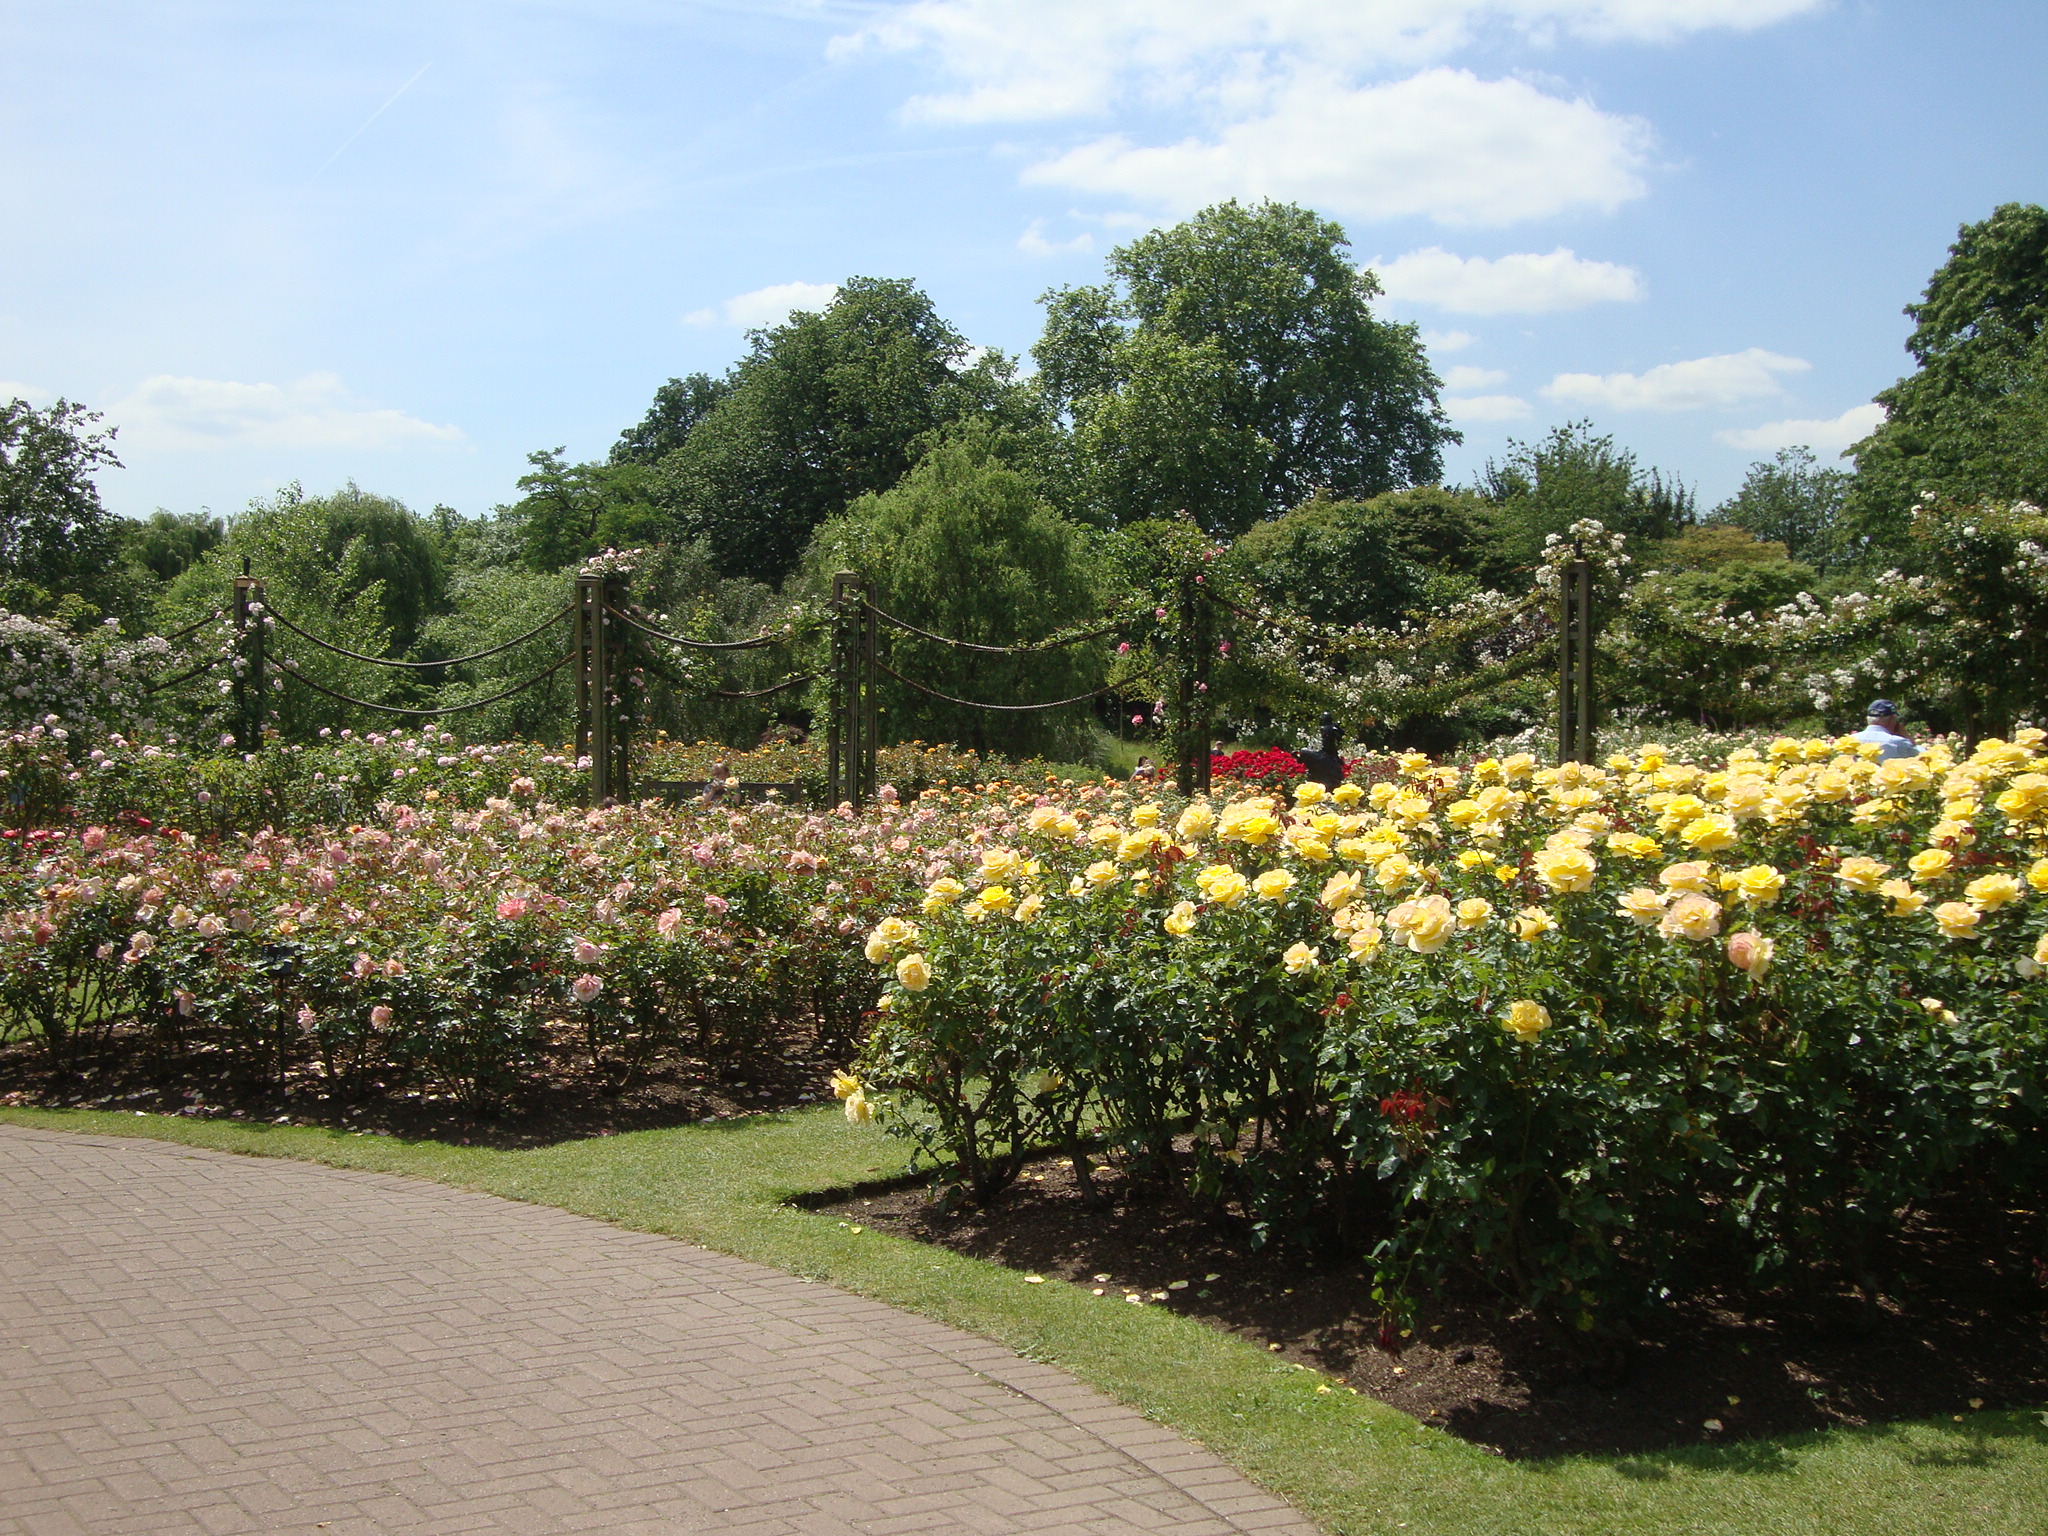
[812,1149,2048,1460]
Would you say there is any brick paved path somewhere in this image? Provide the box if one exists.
[0,1127,1317,1536]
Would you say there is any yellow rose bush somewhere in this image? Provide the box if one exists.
[853,737,2048,1325]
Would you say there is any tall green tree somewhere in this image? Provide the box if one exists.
[610,372,732,466]
[1847,202,2048,557]
[1034,200,1455,535]
[500,450,666,572]
[120,509,225,587]
[660,278,1020,586]
[1710,446,1851,569]
[1475,422,1694,569]
[0,398,126,619]
[796,424,1105,757]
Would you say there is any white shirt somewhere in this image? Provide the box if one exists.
[1854,722,1918,762]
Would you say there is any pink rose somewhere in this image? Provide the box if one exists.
[656,908,684,939]
[383,957,405,978]
[571,974,603,1004]
[369,1004,393,1028]
[81,826,106,851]
[174,989,196,1017]
[704,894,730,916]
[351,952,375,979]
[1726,930,1775,978]
[573,938,602,964]
[496,896,528,920]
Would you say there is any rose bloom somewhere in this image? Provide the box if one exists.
[1175,804,1215,840]
[571,973,604,1004]
[1679,815,1739,855]
[1615,887,1667,926]
[1253,868,1295,902]
[1908,848,1955,881]
[1012,893,1045,924]
[977,885,1015,913]
[1880,878,1928,916]
[1965,872,2023,912]
[1163,900,1198,936]
[921,877,965,914]
[1659,861,1718,895]
[895,953,932,992]
[369,1004,394,1028]
[1540,847,1597,897]
[1725,864,1786,906]
[1347,917,1385,959]
[1513,906,1558,941]
[1658,893,1723,942]
[1282,941,1320,975]
[1726,929,1775,978]
[2027,858,2048,894]
[1083,859,1121,890]
[1932,901,1981,940]
[1199,867,1250,908]
[1456,897,1494,930]
[1606,832,1661,860]
[1320,871,1363,910]
[1374,853,1420,892]
[1388,895,1455,954]
[1501,999,1552,1043]
[1835,856,1892,894]
[2034,931,2048,968]
[573,938,602,964]
[656,908,685,939]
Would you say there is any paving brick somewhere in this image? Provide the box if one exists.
[0,1126,1320,1535]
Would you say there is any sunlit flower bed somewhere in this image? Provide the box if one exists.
[849,734,2048,1326]
[0,781,984,1107]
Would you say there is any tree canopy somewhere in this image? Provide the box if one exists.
[658,278,1019,586]
[1475,422,1694,569]
[1847,202,2048,556]
[1710,447,1851,569]
[1035,200,1454,535]
[0,398,125,619]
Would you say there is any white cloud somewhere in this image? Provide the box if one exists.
[1716,402,1886,454]
[1018,219,1095,256]
[1421,329,1477,352]
[1542,348,1810,411]
[685,281,839,329]
[1443,365,1508,391]
[108,373,464,451]
[1,381,55,406]
[1373,247,1643,313]
[837,1,1824,123]
[1444,392,1532,421]
[1023,68,1650,226]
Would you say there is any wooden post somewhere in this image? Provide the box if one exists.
[1556,549,1596,764]
[232,565,266,752]
[829,572,873,808]
[1175,571,1197,797]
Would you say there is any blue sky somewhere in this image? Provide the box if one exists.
[3,0,2043,525]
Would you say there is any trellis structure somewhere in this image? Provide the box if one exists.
[138,550,1601,807]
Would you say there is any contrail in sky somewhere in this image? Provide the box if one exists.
[306,62,433,186]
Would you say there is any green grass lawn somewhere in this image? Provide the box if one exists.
[5,1103,2042,1536]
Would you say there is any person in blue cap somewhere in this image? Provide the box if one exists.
[1854,700,1918,761]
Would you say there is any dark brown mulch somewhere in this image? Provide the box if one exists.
[0,1021,840,1149]
[811,1150,2048,1461]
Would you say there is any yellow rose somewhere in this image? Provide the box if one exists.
[1054,814,1080,838]
[1320,871,1363,911]
[1118,828,1167,862]
[1932,901,1981,940]
[1658,893,1723,942]
[1375,853,1420,892]
[1294,781,1327,806]
[980,845,1025,882]
[1501,999,1552,1043]
[1879,877,1927,916]
[1456,897,1495,930]
[1013,893,1045,924]
[895,952,932,991]
[2028,859,2048,894]
[1532,845,1597,893]
[864,916,919,964]
[1332,782,1364,807]
[920,877,965,914]
[1132,802,1162,828]
[1725,864,1786,906]
[1725,929,1774,978]
[1965,872,2022,912]
[977,885,1015,913]
[1347,918,1385,960]
[1500,753,1536,782]
[1387,894,1456,954]
[1085,859,1120,889]
[2034,931,2048,967]
[1908,848,1954,882]
[1659,861,1717,895]
[1615,887,1667,927]
[1203,868,1250,908]
[1219,799,1283,846]
[843,1087,874,1124]
[1606,832,1661,860]
[1282,941,1321,975]
[1175,803,1215,841]
[1027,805,1061,831]
[1835,856,1891,893]
[1290,835,1334,863]
[1089,820,1125,849]
[1253,868,1296,902]
[830,1069,862,1100]
[1163,900,1197,936]
[1512,906,1558,942]
[1021,1067,1064,1098]
[1680,815,1739,854]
